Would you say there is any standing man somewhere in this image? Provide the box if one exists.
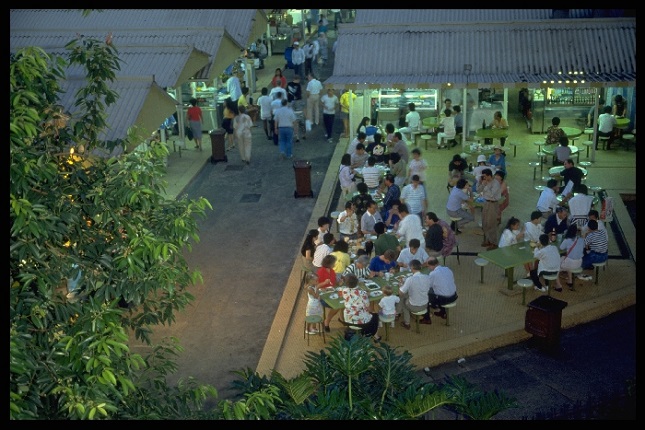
[290,41,305,80]
[339,90,357,138]
[479,168,502,250]
[396,259,430,330]
[306,72,323,127]
[286,75,304,142]
[226,70,243,103]
[320,88,339,142]
[273,98,297,160]
[422,257,458,324]
[400,175,427,221]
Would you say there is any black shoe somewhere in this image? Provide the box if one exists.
[455,229,462,235]
[420,318,432,325]
[324,325,330,333]
[450,139,458,147]
[267,135,272,140]
[450,221,456,231]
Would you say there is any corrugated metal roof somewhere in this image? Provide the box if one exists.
[56,77,178,143]
[351,9,627,24]
[326,19,636,89]
[10,9,267,48]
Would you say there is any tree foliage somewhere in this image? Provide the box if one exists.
[225,335,518,420]
[9,30,215,419]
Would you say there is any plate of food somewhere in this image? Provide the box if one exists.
[364,281,380,290]
[369,290,383,297]
[329,293,339,299]
[367,235,377,241]
[529,241,538,248]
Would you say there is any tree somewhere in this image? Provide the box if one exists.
[221,335,518,420]
[10,31,216,418]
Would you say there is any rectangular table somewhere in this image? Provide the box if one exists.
[477,242,537,290]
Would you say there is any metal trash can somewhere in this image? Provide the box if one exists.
[293,160,313,198]
[525,295,568,353]
[210,128,227,164]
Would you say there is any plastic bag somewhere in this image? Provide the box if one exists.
[185,126,193,141]
[305,119,312,132]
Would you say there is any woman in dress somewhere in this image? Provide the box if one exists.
[301,229,319,271]
[303,272,325,335]
[559,224,585,291]
[233,105,253,165]
[338,153,356,197]
[494,170,509,225]
[340,274,381,342]
[186,97,203,150]
[270,67,287,89]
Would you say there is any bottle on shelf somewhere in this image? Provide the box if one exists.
[482,119,486,129]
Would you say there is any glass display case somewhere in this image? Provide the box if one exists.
[375,89,438,127]
[531,87,600,133]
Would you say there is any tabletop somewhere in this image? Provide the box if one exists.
[548,165,588,178]
[541,144,580,156]
[477,241,537,290]
[614,117,630,129]
[319,275,405,310]
[475,128,509,139]
[422,117,440,129]
[345,189,384,203]
[560,127,583,138]
[354,164,389,178]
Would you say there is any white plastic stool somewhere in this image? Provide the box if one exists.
[534,185,546,196]
[542,273,560,295]
[508,141,521,157]
[582,140,594,158]
[516,278,534,306]
[592,261,607,285]
[474,258,489,283]
[442,302,457,326]
[379,314,396,341]
[528,161,541,180]
[569,267,584,290]
[304,315,326,346]
[419,134,432,150]
[598,136,610,150]
[411,309,428,333]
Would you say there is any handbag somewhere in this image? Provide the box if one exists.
[185,126,193,141]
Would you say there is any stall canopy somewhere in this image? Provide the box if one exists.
[351,8,632,24]
[10,9,269,141]
[325,18,636,90]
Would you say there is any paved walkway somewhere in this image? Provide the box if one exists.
[134,32,636,416]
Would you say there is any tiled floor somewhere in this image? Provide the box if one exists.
[158,52,636,388]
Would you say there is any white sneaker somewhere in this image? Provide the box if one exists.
[306,329,319,335]
[378,322,383,328]
[390,322,395,328]
[534,286,548,292]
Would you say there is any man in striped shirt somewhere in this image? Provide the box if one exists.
[342,255,372,280]
[581,220,608,270]
[400,175,427,221]
[360,156,381,191]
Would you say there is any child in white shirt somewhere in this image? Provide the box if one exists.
[378,285,400,328]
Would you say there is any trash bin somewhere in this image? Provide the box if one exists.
[293,160,313,198]
[210,128,227,164]
[525,295,568,353]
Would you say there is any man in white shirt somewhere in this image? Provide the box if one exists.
[536,179,561,219]
[398,102,421,143]
[426,257,458,321]
[290,41,305,80]
[524,211,545,243]
[320,88,339,141]
[226,71,243,102]
[269,80,287,101]
[597,105,617,150]
[397,238,429,272]
[567,184,595,229]
[396,259,430,329]
[350,143,369,169]
[347,132,367,155]
[305,72,323,126]
[396,203,425,249]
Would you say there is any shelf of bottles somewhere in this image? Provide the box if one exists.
[546,87,596,105]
